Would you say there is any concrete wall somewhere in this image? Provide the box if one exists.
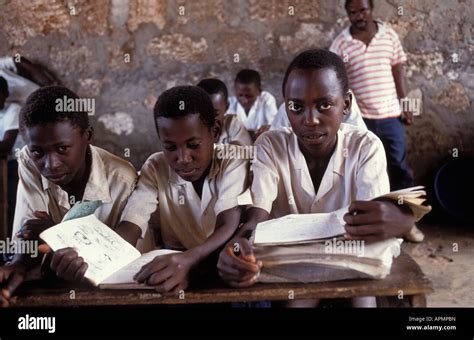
[0,0,472,185]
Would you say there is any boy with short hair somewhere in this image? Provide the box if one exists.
[217,49,417,306]
[0,86,140,307]
[227,69,278,138]
[118,86,251,294]
[197,78,252,146]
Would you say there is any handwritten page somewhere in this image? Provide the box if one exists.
[253,212,346,246]
[40,214,141,286]
[100,249,180,286]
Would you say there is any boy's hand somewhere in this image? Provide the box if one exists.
[16,211,55,240]
[0,263,27,307]
[134,252,194,294]
[49,248,88,282]
[343,200,415,242]
[217,237,262,288]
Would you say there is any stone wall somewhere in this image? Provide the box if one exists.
[0,0,472,185]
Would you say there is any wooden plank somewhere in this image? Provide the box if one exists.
[10,251,432,307]
[0,157,8,240]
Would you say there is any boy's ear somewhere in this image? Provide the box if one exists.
[343,91,353,115]
[211,119,222,143]
[84,126,93,143]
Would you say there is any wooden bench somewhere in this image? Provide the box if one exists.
[10,251,432,307]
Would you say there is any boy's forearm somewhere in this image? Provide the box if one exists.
[237,207,269,239]
[115,221,141,246]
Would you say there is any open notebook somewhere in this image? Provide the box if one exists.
[40,214,179,289]
[252,186,431,283]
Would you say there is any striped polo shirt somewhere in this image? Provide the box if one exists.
[330,21,407,119]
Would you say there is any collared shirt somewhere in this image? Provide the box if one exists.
[0,57,39,105]
[330,22,407,119]
[227,91,278,131]
[218,114,253,146]
[121,144,251,250]
[13,145,138,243]
[251,123,389,218]
[271,90,367,131]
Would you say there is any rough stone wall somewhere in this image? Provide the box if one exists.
[0,0,472,184]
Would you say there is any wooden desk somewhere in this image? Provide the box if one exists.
[0,157,8,240]
[10,252,432,308]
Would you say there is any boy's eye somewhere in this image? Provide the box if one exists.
[188,143,200,150]
[288,101,303,113]
[164,145,177,152]
[58,146,70,153]
[319,103,332,111]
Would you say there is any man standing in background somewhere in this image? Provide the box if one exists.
[330,0,423,242]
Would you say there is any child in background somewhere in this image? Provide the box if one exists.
[118,86,251,294]
[227,69,278,140]
[197,78,252,146]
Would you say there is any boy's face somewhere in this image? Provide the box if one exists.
[25,121,92,187]
[210,92,228,124]
[346,0,373,31]
[285,68,350,158]
[235,82,261,113]
[157,114,218,183]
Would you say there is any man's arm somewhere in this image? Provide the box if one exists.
[392,63,413,125]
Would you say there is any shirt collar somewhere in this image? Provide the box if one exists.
[289,127,345,177]
[343,20,386,42]
[41,145,112,203]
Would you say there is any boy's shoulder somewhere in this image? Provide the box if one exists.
[90,145,137,184]
[339,123,382,149]
[255,127,294,148]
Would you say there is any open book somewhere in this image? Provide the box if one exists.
[252,186,431,283]
[39,214,180,289]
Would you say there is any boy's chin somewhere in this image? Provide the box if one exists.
[175,168,202,182]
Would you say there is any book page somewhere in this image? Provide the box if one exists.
[100,249,181,285]
[253,212,346,246]
[40,214,141,286]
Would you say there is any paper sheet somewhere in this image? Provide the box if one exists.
[100,249,180,285]
[40,214,141,285]
[253,212,346,246]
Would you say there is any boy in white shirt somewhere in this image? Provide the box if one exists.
[197,78,252,146]
[227,69,278,139]
[217,49,418,307]
[118,86,251,294]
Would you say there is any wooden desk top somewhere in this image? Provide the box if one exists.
[10,251,432,307]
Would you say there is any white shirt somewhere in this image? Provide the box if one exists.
[13,145,140,248]
[227,91,278,131]
[0,57,39,105]
[251,123,389,218]
[121,144,251,250]
[218,114,253,145]
[271,90,367,131]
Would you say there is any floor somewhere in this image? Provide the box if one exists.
[402,222,474,307]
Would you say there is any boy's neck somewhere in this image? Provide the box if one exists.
[350,20,378,40]
[62,147,92,203]
[191,163,212,199]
